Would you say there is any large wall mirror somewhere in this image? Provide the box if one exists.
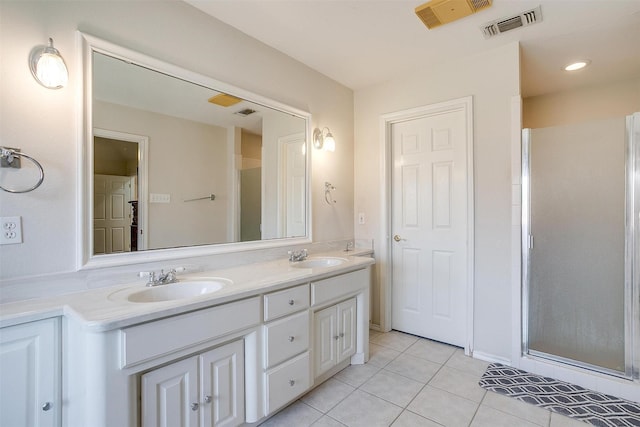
[79,32,311,269]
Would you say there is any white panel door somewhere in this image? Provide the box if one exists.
[94,174,132,254]
[141,356,199,427]
[200,341,244,427]
[0,319,60,427]
[391,109,469,347]
[282,137,306,238]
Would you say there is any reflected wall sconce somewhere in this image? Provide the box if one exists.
[29,38,68,89]
[313,127,336,152]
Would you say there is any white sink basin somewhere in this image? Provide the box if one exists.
[290,257,348,269]
[125,278,231,303]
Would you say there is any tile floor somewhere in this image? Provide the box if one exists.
[260,330,588,427]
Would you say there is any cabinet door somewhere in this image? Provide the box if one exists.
[314,306,337,377]
[0,318,60,427]
[337,298,357,363]
[200,340,244,427]
[141,356,198,427]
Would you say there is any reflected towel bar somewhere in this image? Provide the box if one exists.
[184,194,215,202]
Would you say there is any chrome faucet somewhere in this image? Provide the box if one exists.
[288,249,308,262]
[140,268,180,287]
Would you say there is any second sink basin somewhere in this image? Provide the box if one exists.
[126,278,231,303]
[291,257,348,269]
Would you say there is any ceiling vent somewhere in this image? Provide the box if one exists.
[415,0,492,30]
[481,6,542,38]
[234,108,257,117]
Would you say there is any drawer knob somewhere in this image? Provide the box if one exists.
[42,402,52,412]
[191,402,199,411]
[204,395,213,404]
[288,336,295,342]
[288,299,295,305]
[289,379,295,386]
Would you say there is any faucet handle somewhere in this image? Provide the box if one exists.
[139,271,156,285]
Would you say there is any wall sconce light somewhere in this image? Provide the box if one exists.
[313,127,336,152]
[29,38,68,89]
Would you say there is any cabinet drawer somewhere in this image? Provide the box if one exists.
[265,351,310,414]
[121,296,261,368]
[264,310,309,368]
[264,284,309,321]
[311,268,369,307]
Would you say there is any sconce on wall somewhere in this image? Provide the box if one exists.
[29,38,68,89]
[313,127,336,152]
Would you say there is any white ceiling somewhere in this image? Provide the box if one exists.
[185,0,640,97]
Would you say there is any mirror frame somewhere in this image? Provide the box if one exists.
[77,31,312,270]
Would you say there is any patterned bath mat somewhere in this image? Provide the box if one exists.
[479,363,640,427]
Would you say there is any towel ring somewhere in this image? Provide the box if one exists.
[0,148,45,193]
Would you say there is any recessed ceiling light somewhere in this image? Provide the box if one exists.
[564,60,591,71]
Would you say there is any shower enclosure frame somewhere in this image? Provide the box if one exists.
[521,113,640,381]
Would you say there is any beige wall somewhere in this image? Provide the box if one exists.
[523,76,640,128]
[354,43,521,360]
[0,0,353,280]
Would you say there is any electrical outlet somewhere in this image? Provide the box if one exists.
[0,216,23,245]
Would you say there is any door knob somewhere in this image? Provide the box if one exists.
[393,235,405,242]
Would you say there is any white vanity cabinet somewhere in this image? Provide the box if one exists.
[141,339,244,427]
[314,298,356,377]
[263,284,311,415]
[0,317,60,427]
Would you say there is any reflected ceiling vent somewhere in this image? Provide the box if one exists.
[415,0,492,30]
[481,6,542,38]
[234,108,257,117]
[208,93,242,107]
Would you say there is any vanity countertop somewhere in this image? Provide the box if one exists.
[0,250,374,331]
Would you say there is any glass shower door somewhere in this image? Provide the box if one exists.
[522,115,638,377]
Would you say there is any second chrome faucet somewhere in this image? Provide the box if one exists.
[139,267,185,287]
[288,249,308,262]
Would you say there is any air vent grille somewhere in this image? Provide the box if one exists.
[470,0,491,11]
[481,5,542,38]
[235,108,257,117]
[416,6,442,29]
[497,16,524,32]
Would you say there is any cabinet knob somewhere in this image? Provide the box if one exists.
[204,395,213,404]
[288,299,295,305]
[288,336,295,342]
[191,402,199,411]
[339,332,345,338]
[289,379,295,386]
[42,402,52,411]
[334,335,340,340]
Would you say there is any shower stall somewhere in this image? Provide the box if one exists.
[522,113,639,379]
